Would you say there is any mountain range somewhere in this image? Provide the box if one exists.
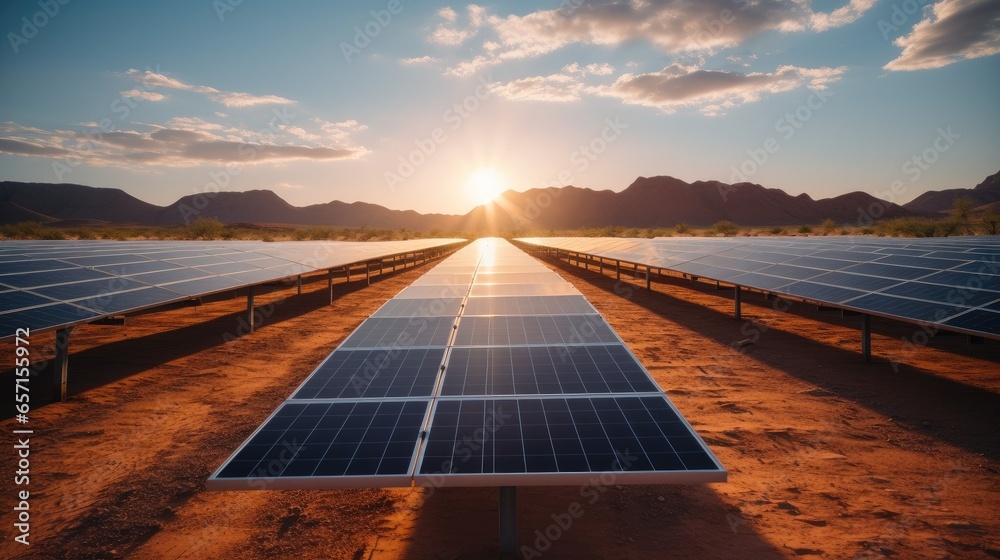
[2,171,997,231]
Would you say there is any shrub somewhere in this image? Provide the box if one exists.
[185,217,225,239]
[712,220,739,236]
[769,227,784,235]
[674,223,690,234]
[798,225,813,234]
[820,218,837,233]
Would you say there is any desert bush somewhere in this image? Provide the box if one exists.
[185,217,225,239]
[876,217,960,237]
[980,211,1000,235]
[674,223,690,234]
[712,220,739,236]
[820,218,837,233]
[768,227,784,235]
[798,225,813,234]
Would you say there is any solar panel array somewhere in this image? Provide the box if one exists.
[516,237,1000,340]
[0,238,465,338]
[208,238,725,490]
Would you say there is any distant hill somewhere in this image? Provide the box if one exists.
[0,182,161,225]
[491,177,915,228]
[903,171,1000,214]
[2,172,996,231]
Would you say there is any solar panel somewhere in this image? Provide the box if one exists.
[517,236,1000,339]
[462,295,597,316]
[453,315,620,346]
[0,238,466,338]
[415,396,721,485]
[0,302,103,338]
[210,400,428,489]
[372,298,464,318]
[339,317,456,349]
[209,238,725,492]
[441,345,659,396]
[292,348,445,399]
[469,283,581,297]
[1,268,117,289]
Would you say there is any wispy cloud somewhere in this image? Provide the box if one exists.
[489,74,585,102]
[125,69,294,108]
[884,0,1000,71]
[593,64,846,115]
[430,4,488,45]
[439,1,877,76]
[120,89,167,102]
[563,62,615,76]
[0,117,367,168]
[400,55,441,65]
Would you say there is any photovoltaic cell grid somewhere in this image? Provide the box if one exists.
[517,237,1000,339]
[208,238,725,490]
[0,238,464,338]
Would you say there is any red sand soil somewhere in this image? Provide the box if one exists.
[1,250,998,560]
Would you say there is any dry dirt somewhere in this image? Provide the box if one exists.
[1,249,998,560]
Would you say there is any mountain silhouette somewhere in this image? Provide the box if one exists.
[3,171,995,231]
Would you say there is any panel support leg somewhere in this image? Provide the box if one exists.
[366,261,371,286]
[347,265,351,283]
[327,269,334,304]
[646,267,651,290]
[734,285,742,320]
[616,260,621,281]
[296,275,302,295]
[52,327,73,402]
[499,486,517,560]
[247,285,256,333]
[379,259,384,278]
[862,313,871,362]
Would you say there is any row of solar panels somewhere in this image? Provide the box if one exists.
[516,237,1000,339]
[0,239,466,339]
[208,238,725,489]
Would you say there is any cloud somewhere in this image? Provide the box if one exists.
[884,0,1000,71]
[810,0,878,31]
[274,182,305,189]
[594,63,846,115]
[0,115,367,168]
[400,55,441,64]
[431,4,489,45]
[438,6,458,22]
[563,62,615,76]
[215,92,295,108]
[0,138,72,157]
[120,89,167,102]
[440,1,878,75]
[488,74,585,102]
[125,69,294,107]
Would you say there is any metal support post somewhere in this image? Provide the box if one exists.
[499,486,518,560]
[52,327,73,402]
[327,269,334,304]
[247,285,256,333]
[862,313,872,362]
[734,285,742,320]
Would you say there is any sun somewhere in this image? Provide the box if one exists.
[465,167,506,205]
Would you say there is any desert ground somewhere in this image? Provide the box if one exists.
[1,248,998,560]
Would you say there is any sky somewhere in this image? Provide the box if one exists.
[1,0,998,216]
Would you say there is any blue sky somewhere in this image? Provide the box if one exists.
[1,0,998,215]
